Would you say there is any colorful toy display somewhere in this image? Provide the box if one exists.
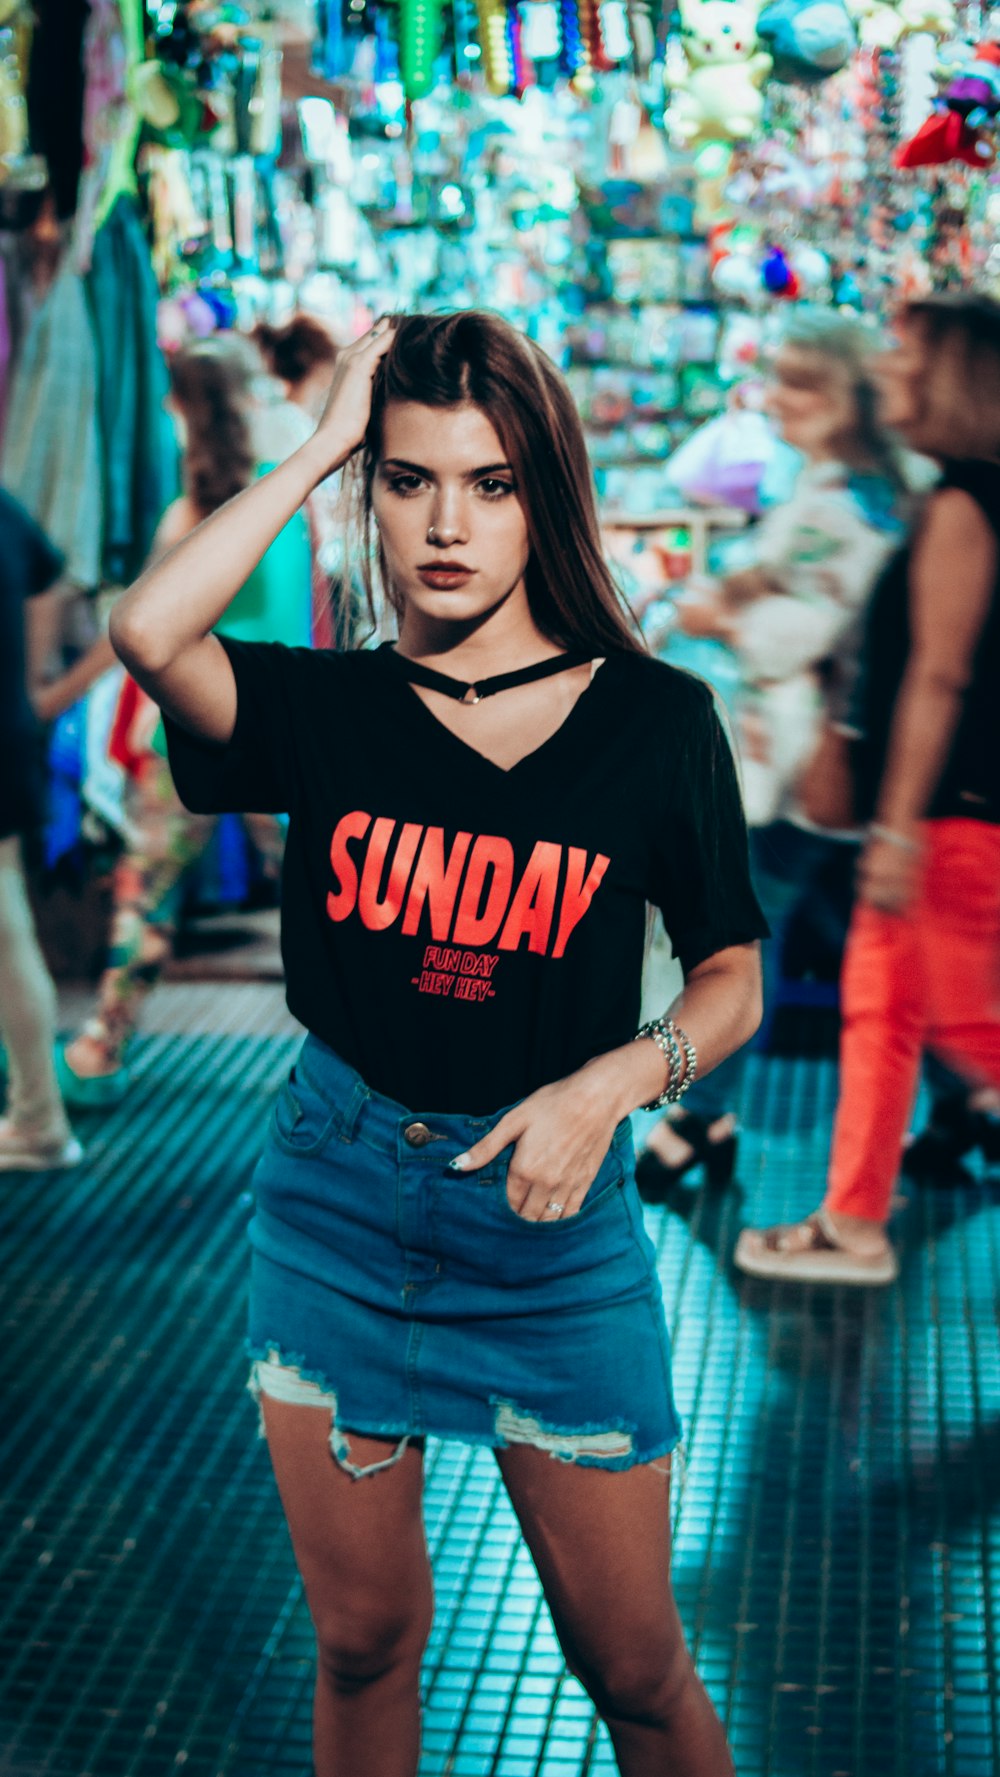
[756,0,856,83]
[898,38,1000,167]
[666,0,772,144]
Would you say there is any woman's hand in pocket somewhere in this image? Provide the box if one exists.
[449,1076,622,1222]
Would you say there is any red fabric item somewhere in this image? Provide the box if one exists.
[896,110,990,168]
[824,819,1000,1223]
[108,674,148,775]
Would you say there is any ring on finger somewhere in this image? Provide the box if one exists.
[544,1198,565,1218]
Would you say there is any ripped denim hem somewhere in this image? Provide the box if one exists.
[247,1343,411,1481]
[490,1396,681,1474]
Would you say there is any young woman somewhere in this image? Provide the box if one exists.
[57,334,313,1106]
[644,309,906,1189]
[111,311,766,1777]
[736,294,1000,1284]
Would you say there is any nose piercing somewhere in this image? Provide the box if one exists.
[427,525,439,544]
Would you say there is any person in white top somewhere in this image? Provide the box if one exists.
[641,309,910,1190]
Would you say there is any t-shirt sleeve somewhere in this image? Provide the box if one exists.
[162,635,306,815]
[651,676,769,973]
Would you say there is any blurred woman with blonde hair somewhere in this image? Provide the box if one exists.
[737,294,1000,1283]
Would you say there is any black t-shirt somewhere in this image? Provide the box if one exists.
[852,460,1000,824]
[164,641,767,1114]
[0,489,65,841]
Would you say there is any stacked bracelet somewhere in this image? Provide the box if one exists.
[868,822,920,854]
[634,1016,698,1111]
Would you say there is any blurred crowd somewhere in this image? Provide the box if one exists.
[2,294,999,1293]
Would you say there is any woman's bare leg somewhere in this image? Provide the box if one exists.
[261,1397,433,1777]
[497,1446,733,1777]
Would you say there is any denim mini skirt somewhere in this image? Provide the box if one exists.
[247,1035,682,1473]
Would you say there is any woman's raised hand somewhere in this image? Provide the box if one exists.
[311,316,397,476]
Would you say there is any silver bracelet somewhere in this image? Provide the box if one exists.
[635,1016,698,1111]
[868,822,920,854]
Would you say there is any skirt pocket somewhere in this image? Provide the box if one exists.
[270,1066,343,1158]
[490,1138,628,1232]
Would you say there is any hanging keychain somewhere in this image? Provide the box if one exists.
[400,0,442,102]
[479,0,514,93]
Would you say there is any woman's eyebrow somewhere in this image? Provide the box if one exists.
[381,457,514,479]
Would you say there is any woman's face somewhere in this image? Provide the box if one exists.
[871,323,926,435]
[765,345,855,459]
[372,401,531,630]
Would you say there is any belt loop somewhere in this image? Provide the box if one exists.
[339,1078,369,1141]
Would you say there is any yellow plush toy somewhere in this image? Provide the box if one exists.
[667,0,772,145]
[897,0,956,36]
[844,0,903,48]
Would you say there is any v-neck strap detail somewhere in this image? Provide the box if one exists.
[376,646,617,777]
[380,643,592,705]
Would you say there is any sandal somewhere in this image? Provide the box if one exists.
[55,1038,131,1109]
[734,1210,898,1286]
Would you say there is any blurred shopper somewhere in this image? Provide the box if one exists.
[253,313,347,648]
[737,294,1000,1283]
[642,310,907,1189]
[0,492,82,1170]
[901,1052,1000,1179]
[253,312,339,423]
[57,335,313,1107]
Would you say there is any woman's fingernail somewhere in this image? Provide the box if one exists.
[448,1155,470,1172]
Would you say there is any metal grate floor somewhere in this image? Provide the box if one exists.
[1,987,997,1777]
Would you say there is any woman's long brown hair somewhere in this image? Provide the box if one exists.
[168,336,258,517]
[899,294,1000,461]
[353,312,646,656]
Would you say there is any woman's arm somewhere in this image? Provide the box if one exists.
[110,321,395,745]
[32,632,116,723]
[859,487,996,910]
[448,942,762,1219]
[29,500,201,723]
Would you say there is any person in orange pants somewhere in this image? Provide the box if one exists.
[736,294,1000,1284]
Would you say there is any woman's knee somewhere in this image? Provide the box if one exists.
[574,1632,694,1729]
[312,1594,433,1696]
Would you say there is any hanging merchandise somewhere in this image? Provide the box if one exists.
[625,0,658,74]
[756,0,856,84]
[666,0,772,145]
[72,0,143,271]
[897,38,1000,167]
[452,0,482,69]
[400,0,444,100]
[559,0,584,77]
[507,2,533,94]
[25,0,88,218]
[0,18,26,162]
[479,0,515,93]
[1,262,103,588]
[86,195,179,585]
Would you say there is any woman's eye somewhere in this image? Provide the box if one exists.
[388,474,425,496]
[477,478,515,500]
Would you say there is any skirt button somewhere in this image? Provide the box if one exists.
[403,1121,433,1147]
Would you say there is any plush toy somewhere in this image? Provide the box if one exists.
[896,0,956,36]
[667,0,772,144]
[897,39,1000,167]
[757,0,855,81]
[845,0,903,50]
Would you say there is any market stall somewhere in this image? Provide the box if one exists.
[2,0,995,948]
